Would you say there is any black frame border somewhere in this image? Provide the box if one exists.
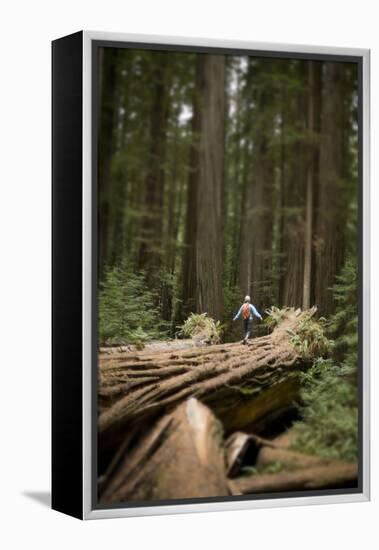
[52,30,84,519]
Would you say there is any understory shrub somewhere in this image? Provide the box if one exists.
[291,358,358,462]
[180,313,223,344]
[292,258,358,462]
[99,261,167,345]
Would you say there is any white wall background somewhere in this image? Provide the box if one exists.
[0,1,377,548]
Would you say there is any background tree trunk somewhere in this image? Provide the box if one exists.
[138,53,171,275]
[181,69,201,318]
[195,54,226,320]
[239,60,275,309]
[302,62,315,310]
[281,61,308,308]
[314,62,346,315]
[98,48,120,277]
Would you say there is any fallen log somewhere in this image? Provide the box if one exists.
[225,430,350,478]
[98,308,325,449]
[100,398,230,503]
[256,441,331,470]
[225,432,255,477]
[269,428,298,449]
[99,338,205,357]
[232,462,358,494]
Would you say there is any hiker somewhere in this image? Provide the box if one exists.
[233,295,263,344]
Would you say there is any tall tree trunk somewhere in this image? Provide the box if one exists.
[302,62,314,310]
[239,73,274,310]
[195,54,226,320]
[314,62,346,315]
[248,139,274,309]
[161,114,179,321]
[181,74,200,319]
[182,54,226,321]
[138,53,171,274]
[98,48,119,277]
[302,61,322,309]
[281,61,308,308]
[108,55,132,267]
[277,89,286,307]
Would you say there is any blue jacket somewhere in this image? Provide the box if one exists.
[233,303,262,322]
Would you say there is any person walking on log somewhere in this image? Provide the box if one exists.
[233,295,263,344]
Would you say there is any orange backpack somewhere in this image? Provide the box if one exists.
[242,303,250,320]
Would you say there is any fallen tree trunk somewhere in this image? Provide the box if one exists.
[232,462,358,494]
[100,398,230,503]
[99,338,206,356]
[99,308,322,448]
[256,441,331,470]
[225,431,335,477]
[269,428,298,449]
[225,432,255,477]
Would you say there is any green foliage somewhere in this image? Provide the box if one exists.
[288,314,333,359]
[292,358,358,462]
[99,261,168,345]
[180,313,223,344]
[99,50,358,350]
[327,258,358,361]
[264,306,290,329]
[292,258,358,462]
[264,308,333,359]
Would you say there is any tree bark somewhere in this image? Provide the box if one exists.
[239,136,274,308]
[225,431,256,477]
[302,62,315,310]
[252,433,337,470]
[314,62,346,315]
[98,308,320,451]
[239,60,275,308]
[98,48,120,277]
[281,61,308,308]
[232,462,357,494]
[100,398,230,503]
[225,430,336,477]
[181,55,226,322]
[138,53,171,274]
[195,54,226,321]
[181,65,201,318]
[99,338,207,356]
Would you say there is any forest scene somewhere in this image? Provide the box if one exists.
[97,46,360,504]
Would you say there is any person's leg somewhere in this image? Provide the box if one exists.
[242,319,248,342]
[245,319,252,341]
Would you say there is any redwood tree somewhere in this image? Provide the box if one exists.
[182,54,226,321]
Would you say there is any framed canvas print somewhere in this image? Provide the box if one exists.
[52,31,370,520]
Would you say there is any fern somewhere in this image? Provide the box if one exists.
[292,257,358,462]
[180,313,223,344]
